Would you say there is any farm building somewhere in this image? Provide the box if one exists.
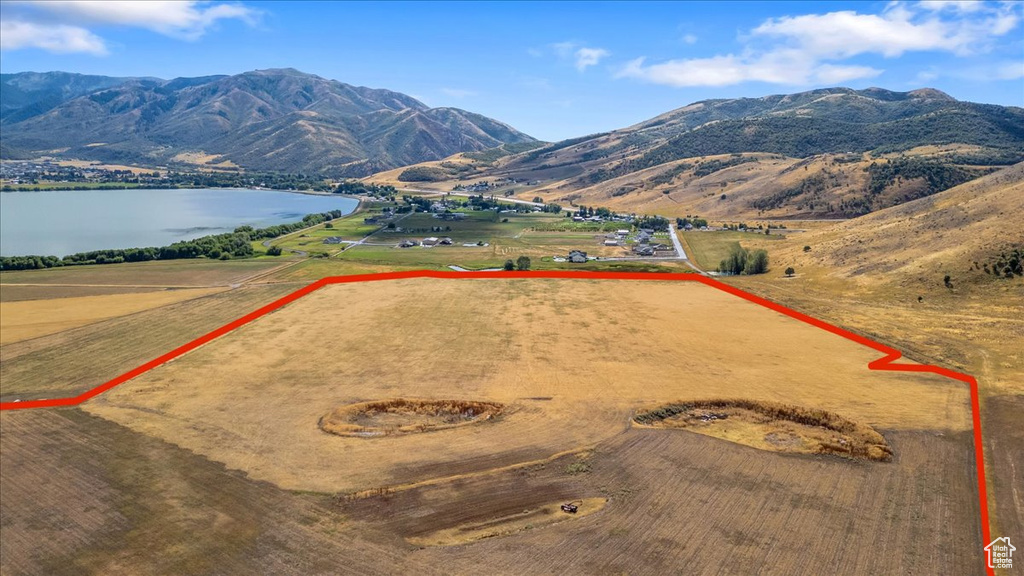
[422,237,440,246]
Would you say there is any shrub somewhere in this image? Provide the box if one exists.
[785,267,795,277]
[397,166,451,182]
[266,245,283,256]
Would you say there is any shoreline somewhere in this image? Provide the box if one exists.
[1,189,362,260]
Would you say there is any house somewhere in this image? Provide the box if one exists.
[640,228,655,234]
[604,239,619,246]
[363,217,379,224]
[398,240,419,248]
[439,237,453,245]
[573,216,585,222]
[429,202,447,213]
[568,250,588,263]
[636,231,652,244]
[323,236,345,245]
[634,245,655,256]
[422,237,440,246]
[616,229,630,236]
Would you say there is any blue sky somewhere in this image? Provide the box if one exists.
[2,1,1022,141]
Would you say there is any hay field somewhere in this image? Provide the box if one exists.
[0,259,285,288]
[0,288,225,344]
[0,284,297,401]
[85,278,970,494]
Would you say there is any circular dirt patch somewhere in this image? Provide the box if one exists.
[633,398,892,462]
[319,398,504,437]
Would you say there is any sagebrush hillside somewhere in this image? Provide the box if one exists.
[0,69,536,176]
[372,88,1024,220]
[771,162,1024,291]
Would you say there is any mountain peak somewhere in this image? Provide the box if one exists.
[907,88,956,101]
[1,69,535,177]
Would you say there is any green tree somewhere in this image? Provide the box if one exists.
[503,259,515,271]
[744,249,769,274]
[267,245,283,256]
[785,266,795,277]
[516,255,531,270]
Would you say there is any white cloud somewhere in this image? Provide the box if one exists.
[0,20,107,54]
[551,41,576,58]
[574,47,609,71]
[619,1,1021,88]
[751,3,1018,59]
[547,41,610,72]
[0,1,259,54]
[617,53,880,87]
[917,1,985,13]
[682,34,698,45]
[995,61,1024,80]
[439,88,478,99]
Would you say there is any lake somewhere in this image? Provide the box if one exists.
[0,188,359,257]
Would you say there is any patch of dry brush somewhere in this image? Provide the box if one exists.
[634,398,893,461]
[320,398,504,437]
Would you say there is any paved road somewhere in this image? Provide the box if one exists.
[667,222,688,260]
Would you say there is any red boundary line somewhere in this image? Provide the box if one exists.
[0,270,993,575]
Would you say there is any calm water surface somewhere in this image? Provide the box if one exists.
[0,188,358,256]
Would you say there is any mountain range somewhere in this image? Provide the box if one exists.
[0,68,535,176]
[372,87,1024,219]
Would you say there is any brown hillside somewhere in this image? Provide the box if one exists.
[771,162,1024,288]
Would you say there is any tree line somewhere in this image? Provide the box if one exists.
[0,209,346,270]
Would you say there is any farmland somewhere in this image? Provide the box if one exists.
[1,276,984,575]
[0,169,1014,575]
[0,287,225,344]
[0,284,297,402]
[260,198,690,272]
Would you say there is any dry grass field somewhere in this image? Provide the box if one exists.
[0,288,225,344]
[709,165,1023,570]
[0,275,987,575]
[0,276,984,575]
[2,406,981,576]
[83,279,970,495]
[0,259,286,289]
[0,284,297,402]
